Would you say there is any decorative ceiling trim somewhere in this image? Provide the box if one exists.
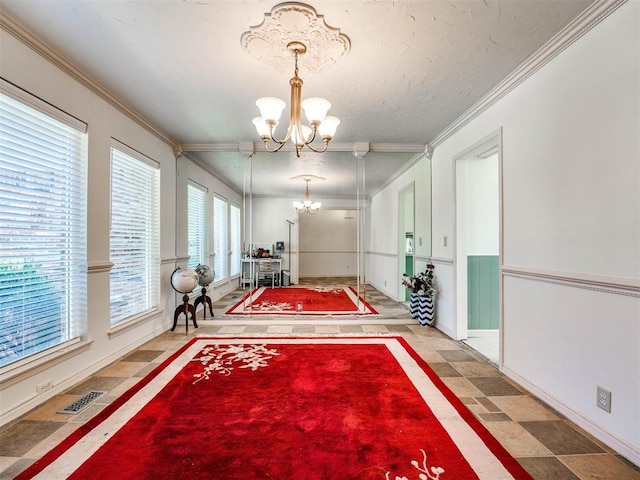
[180,142,426,154]
[369,152,426,199]
[430,0,627,148]
[241,2,350,76]
[0,5,178,149]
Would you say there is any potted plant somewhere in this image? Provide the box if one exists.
[402,263,437,326]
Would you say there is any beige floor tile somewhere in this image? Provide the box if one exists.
[451,360,501,378]
[560,454,640,480]
[96,361,148,378]
[467,403,490,416]
[217,325,248,334]
[315,325,341,334]
[23,422,80,458]
[140,339,183,351]
[24,395,81,422]
[418,337,462,350]
[98,377,141,403]
[266,325,294,334]
[361,325,390,333]
[410,348,447,363]
[0,457,18,472]
[440,377,484,397]
[483,421,553,457]
[490,396,561,422]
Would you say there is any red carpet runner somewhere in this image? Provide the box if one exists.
[17,337,533,479]
[225,286,378,316]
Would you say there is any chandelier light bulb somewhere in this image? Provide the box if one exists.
[291,125,312,146]
[317,115,340,138]
[252,117,272,138]
[256,97,286,123]
[301,97,331,124]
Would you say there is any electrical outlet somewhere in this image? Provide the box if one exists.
[596,386,611,413]
[443,236,448,247]
[37,380,54,394]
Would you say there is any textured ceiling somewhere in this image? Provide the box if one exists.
[1,0,593,198]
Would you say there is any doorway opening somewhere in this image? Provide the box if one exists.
[454,130,502,365]
[398,183,415,302]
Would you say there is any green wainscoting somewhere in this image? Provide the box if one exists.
[404,255,413,301]
[467,255,499,330]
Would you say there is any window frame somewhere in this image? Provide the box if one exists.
[0,80,88,371]
[187,181,208,272]
[108,140,161,326]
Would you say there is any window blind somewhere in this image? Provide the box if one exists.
[187,183,207,270]
[0,90,87,367]
[230,204,241,276]
[109,145,160,324]
[213,196,228,282]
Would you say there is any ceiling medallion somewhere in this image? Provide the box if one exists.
[241,3,351,76]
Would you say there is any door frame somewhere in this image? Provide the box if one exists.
[398,182,415,301]
[452,128,503,362]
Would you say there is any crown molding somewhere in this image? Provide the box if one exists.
[430,0,627,148]
[183,153,244,197]
[0,5,177,149]
[181,142,426,154]
[369,151,427,198]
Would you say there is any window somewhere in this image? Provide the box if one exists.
[187,183,207,270]
[213,196,228,282]
[109,143,160,324]
[0,85,87,367]
[230,204,241,276]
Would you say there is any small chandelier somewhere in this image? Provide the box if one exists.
[293,178,321,215]
[252,41,340,158]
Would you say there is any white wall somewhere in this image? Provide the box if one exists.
[368,155,431,300]
[428,1,639,464]
[246,197,363,283]
[463,154,499,255]
[0,30,178,424]
[299,209,358,277]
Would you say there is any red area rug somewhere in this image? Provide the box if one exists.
[225,286,378,316]
[17,337,532,480]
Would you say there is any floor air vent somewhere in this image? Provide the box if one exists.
[58,390,108,414]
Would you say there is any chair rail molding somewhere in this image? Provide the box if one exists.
[501,265,639,297]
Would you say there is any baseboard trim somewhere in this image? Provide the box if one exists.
[467,329,499,338]
[502,365,640,467]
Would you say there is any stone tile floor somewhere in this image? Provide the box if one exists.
[1,278,638,479]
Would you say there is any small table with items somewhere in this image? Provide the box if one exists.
[241,257,283,288]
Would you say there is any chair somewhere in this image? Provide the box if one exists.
[257,260,278,288]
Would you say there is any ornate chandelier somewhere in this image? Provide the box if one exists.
[293,178,321,215]
[252,41,340,158]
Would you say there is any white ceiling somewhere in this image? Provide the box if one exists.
[1,0,593,198]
